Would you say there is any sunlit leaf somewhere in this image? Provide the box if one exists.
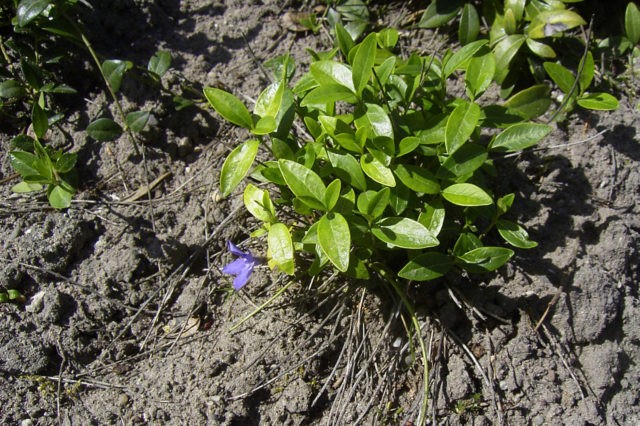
[268,223,295,275]
[318,213,351,272]
[458,246,514,272]
[399,252,453,281]
[352,33,377,96]
[203,87,254,130]
[17,0,51,27]
[125,111,150,133]
[148,51,172,77]
[459,3,480,45]
[372,217,439,249]
[626,2,640,45]
[497,219,538,248]
[490,123,553,152]
[361,153,395,187]
[244,184,276,223]
[442,183,493,206]
[279,159,327,210]
[577,93,619,111]
[220,139,260,197]
[504,84,551,119]
[445,101,481,154]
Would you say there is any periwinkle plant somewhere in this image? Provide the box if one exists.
[206,25,547,287]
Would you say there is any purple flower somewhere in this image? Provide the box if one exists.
[222,241,258,290]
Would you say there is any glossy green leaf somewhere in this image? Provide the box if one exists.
[244,183,276,223]
[254,80,285,119]
[355,103,394,139]
[47,184,74,209]
[458,246,514,272]
[493,34,525,83]
[11,181,43,193]
[335,23,355,59]
[506,0,526,21]
[325,179,342,211]
[528,10,586,39]
[497,219,538,248]
[418,0,462,28]
[526,38,556,59]
[361,153,395,187]
[372,217,439,249]
[352,33,377,96]
[318,213,351,272]
[220,139,259,197]
[301,84,357,107]
[443,40,487,77]
[445,101,481,154]
[543,62,575,94]
[148,51,172,77]
[577,93,619,111]
[10,151,40,178]
[327,150,367,191]
[251,116,277,135]
[490,123,552,152]
[504,84,551,119]
[418,199,446,236]
[310,60,355,93]
[399,252,453,281]
[465,51,495,99]
[442,183,493,206]
[389,182,410,215]
[55,153,77,174]
[102,60,131,93]
[437,143,488,178]
[393,164,440,194]
[578,51,595,95]
[203,87,253,130]
[459,3,480,45]
[17,0,51,26]
[125,111,150,133]
[497,193,515,216]
[268,223,295,275]
[377,28,399,48]
[0,80,26,99]
[279,159,327,210]
[357,188,390,219]
[626,2,640,45]
[31,102,48,139]
[86,118,123,141]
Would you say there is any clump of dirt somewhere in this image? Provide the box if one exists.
[1,1,639,425]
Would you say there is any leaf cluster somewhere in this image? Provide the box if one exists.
[205,25,545,283]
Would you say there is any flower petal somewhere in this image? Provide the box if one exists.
[227,241,246,257]
[232,265,253,290]
[222,258,248,275]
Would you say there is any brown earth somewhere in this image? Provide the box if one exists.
[1,1,639,425]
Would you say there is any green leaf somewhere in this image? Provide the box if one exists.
[17,0,51,26]
[418,0,462,28]
[268,223,295,275]
[355,103,394,139]
[445,101,481,154]
[443,40,487,77]
[125,111,150,133]
[497,193,515,216]
[528,10,586,39]
[203,87,254,130]
[318,213,351,272]
[9,151,40,178]
[47,184,74,209]
[459,3,480,45]
[102,60,131,93]
[493,35,525,83]
[357,187,390,220]
[577,93,619,111]
[327,150,367,191]
[504,84,551,119]
[437,143,488,179]
[578,51,595,95]
[278,159,327,210]
[251,116,277,135]
[490,123,553,153]
[20,59,43,90]
[335,22,355,59]
[543,62,575,94]
[466,51,496,99]
[86,118,123,141]
[372,217,439,249]
[458,246,514,272]
[55,153,77,174]
[352,33,377,96]
[497,219,537,248]
[377,28,399,48]
[442,183,493,206]
[361,153,395,187]
[393,164,440,194]
[31,102,48,139]
[0,80,26,98]
[301,84,357,107]
[244,184,276,223]
[526,38,556,59]
[418,199,446,236]
[310,60,355,93]
[626,2,640,45]
[220,139,260,197]
[11,181,43,193]
[325,179,341,211]
[254,80,285,119]
[398,252,453,281]
[148,51,172,77]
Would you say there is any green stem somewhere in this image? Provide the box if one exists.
[372,263,429,425]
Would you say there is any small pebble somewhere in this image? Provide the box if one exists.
[118,393,129,407]
[21,420,33,426]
